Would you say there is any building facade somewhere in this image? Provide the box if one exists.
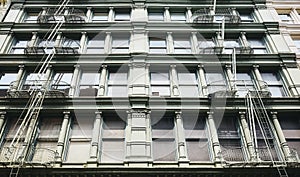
[0,0,299,176]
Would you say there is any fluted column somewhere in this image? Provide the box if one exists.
[11,65,25,91]
[206,112,222,162]
[174,111,189,165]
[0,112,6,138]
[271,112,293,161]
[191,32,199,54]
[225,64,235,91]
[164,7,171,22]
[108,7,114,22]
[56,111,71,162]
[253,65,267,92]
[104,32,112,54]
[42,65,53,90]
[89,111,103,163]
[69,65,81,97]
[198,64,207,96]
[79,32,87,54]
[170,65,179,96]
[86,7,92,22]
[167,32,174,54]
[239,111,258,161]
[97,65,107,96]
[186,7,192,23]
[281,65,298,97]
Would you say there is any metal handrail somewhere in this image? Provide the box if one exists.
[25,46,78,54]
[192,8,241,23]
[37,8,85,23]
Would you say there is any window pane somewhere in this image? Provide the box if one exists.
[224,40,239,48]
[0,73,18,84]
[152,139,176,161]
[39,117,61,138]
[115,10,130,21]
[236,73,251,81]
[149,39,166,47]
[80,73,100,85]
[107,86,128,97]
[151,86,170,96]
[268,86,286,97]
[66,141,90,162]
[150,73,169,84]
[178,73,197,84]
[101,139,124,162]
[186,139,210,161]
[205,73,224,83]
[171,13,186,21]
[261,73,280,84]
[198,40,215,48]
[248,39,265,47]
[32,141,57,163]
[174,40,191,48]
[179,85,199,97]
[92,12,108,21]
[108,73,127,84]
[149,12,164,21]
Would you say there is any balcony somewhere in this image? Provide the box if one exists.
[199,46,254,55]
[193,8,241,24]
[37,8,85,23]
[7,80,70,98]
[25,46,78,55]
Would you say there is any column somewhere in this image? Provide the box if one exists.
[290,9,300,24]
[54,32,62,48]
[0,112,6,137]
[108,7,114,22]
[191,32,199,54]
[69,65,81,97]
[86,7,92,22]
[170,65,179,96]
[281,65,298,97]
[79,32,87,54]
[89,111,102,164]
[252,65,267,92]
[0,32,13,54]
[104,32,112,54]
[174,111,189,165]
[97,65,107,96]
[11,65,25,91]
[225,64,235,91]
[56,111,71,162]
[145,64,150,96]
[239,111,258,161]
[164,7,171,22]
[198,64,207,96]
[28,32,38,48]
[167,32,174,54]
[270,112,293,161]
[206,112,222,162]
[240,32,250,48]
[186,7,192,23]
[42,65,53,90]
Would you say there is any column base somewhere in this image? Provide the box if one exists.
[87,159,98,167]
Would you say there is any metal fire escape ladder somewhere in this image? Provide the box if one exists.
[8,1,70,176]
[246,90,289,177]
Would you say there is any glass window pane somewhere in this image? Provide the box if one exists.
[198,40,215,48]
[179,85,199,97]
[149,48,167,53]
[268,86,286,97]
[186,139,210,161]
[70,117,93,139]
[205,73,224,83]
[224,40,239,48]
[171,13,186,21]
[149,12,164,21]
[150,73,169,84]
[248,39,265,47]
[80,73,100,85]
[108,73,127,84]
[92,12,108,21]
[152,139,176,161]
[15,41,28,47]
[115,10,130,21]
[107,86,128,97]
[261,73,280,84]
[0,73,18,84]
[236,73,251,80]
[178,73,197,84]
[66,141,90,162]
[174,40,191,48]
[88,39,104,46]
[101,139,124,162]
[149,39,166,47]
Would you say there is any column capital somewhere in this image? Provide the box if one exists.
[109,7,114,10]
[225,64,232,69]
[186,7,192,10]
[167,31,173,35]
[32,31,38,35]
[63,111,70,115]
[239,111,246,115]
[207,111,214,116]
[47,65,52,69]
[240,31,246,35]
[95,111,102,115]
[101,64,107,69]
[175,111,182,115]
[198,64,204,69]
[164,7,170,10]
[74,64,80,68]
[191,31,197,35]
[170,64,176,68]
[81,31,87,35]
[253,64,260,68]
[87,7,92,10]
[18,64,25,69]
[106,31,112,35]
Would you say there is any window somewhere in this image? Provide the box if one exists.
[92,11,108,21]
[205,72,226,95]
[279,14,293,24]
[112,34,130,53]
[24,12,38,23]
[173,35,192,54]
[223,39,240,54]
[59,37,80,54]
[23,73,44,90]
[198,39,218,54]
[151,112,176,161]
[101,112,126,163]
[11,40,29,54]
[178,72,199,97]
[236,72,255,97]
[66,115,93,162]
[182,112,210,161]
[240,13,254,23]
[248,39,267,54]
[150,72,170,96]
[0,73,18,96]
[38,39,55,54]
[31,117,61,163]
[278,114,300,157]
[218,117,244,161]
[261,73,286,97]
[107,71,128,97]
[114,9,131,21]
[79,72,100,96]
[170,12,186,21]
[149,36,167,53]
[293,39,300,54]
[86,35,105,54]
[148,11,164,21]
[52,72,72,95]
